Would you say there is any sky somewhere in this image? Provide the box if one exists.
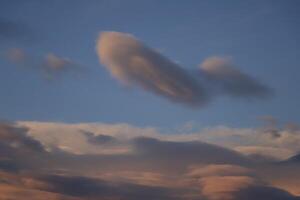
[0,0,299,128]
[1,1,300,200]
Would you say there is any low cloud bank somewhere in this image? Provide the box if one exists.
[0,121,299,199]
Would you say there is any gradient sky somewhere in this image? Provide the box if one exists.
[2,1,300,199]
[1,0,300,129]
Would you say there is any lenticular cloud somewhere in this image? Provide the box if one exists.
[200,56,273,98]
[96,31,209,107]
[96,31,272,107]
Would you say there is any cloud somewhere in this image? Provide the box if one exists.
[235,186,300,200]
[4,48,82,79]
[1,121,299,199]
[175,121,300,160]
[234,146,293,160]
[0,184,79,200]
[19,120,300,160]
[4,48,27,63]
[0,122,48,173]
[186,164,255,200]
[0,122,45,153]
[43,53,82,78]
[199,56,273,98]
[199,176,300,200]
[0,159,21,173]
[97,31,209,107]
[186,164,252,178]
[14,121,251,172]
[96,31,273,107]
[132,137,250,168]
[186,163,300,200]
[82,130,117,145]
[200,175,256,200]
[28,174,182,200]
[18,121,162,155]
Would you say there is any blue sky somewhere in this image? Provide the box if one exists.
[1,0,300,128]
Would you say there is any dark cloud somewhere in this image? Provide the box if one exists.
[82,131,117,145]
[235,186,300,200]
[0,122,45,153]
[0,122,47,173]
[18,136,250,175]
[31,174,183,200]
[133,137,250,168]
[200,57,273,99]
[281,153,300,164]
[0,159,20,172]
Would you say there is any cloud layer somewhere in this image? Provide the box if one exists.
[96,31,272,107]
[1,121,300,199]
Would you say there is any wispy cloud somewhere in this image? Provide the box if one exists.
[3,48,82,79]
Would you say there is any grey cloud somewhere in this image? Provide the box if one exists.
[200,56,273,99]
[32,174,184,200]
[0,123,94,175]
[255,162,300,196]
[97,31,209,107]
[0,122,45,153]
[0,122,47,172]
[187,163,300,200]
[235,186,300,200]
[24,136,251,175]
[200,176,300,200]
[0,159,20,173]
[281,153,300,164]
[133,137,250,168]
[82,130,117,145]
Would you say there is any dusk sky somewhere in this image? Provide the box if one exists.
[1,1,300,200]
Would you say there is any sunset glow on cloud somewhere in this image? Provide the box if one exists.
[1,1,300,199]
